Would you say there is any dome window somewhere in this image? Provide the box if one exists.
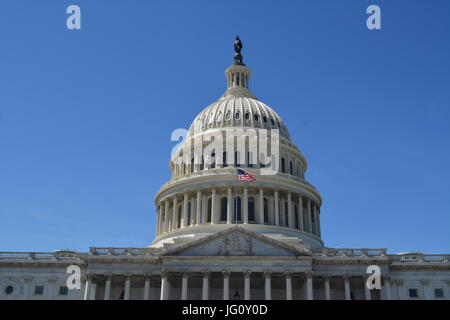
[254,114,259,121]
[4,286,13,295]
[245,113,250,120]
[271,118,275,125]
[216,112,222,122]
[263,116,267,123]
[225,112,231,120]
[235,112,240,120]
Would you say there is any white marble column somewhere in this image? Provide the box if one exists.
[227,188,233,224]
[90,282,97,300]
[104,274,112,300]
[144,275,151,300]
[306,273,313,300]
[244,271,251,300]
[364,276,371,300]
[196,191,202,226]
[201,194,207,224]
[157,204,163,235]
[421,280,430,300]
[156,205,161,236]
[298,196,304,231]
[83,274,92,300]
[211,190,217,224]
[285,272,292,300]
[222,270,230,300]
[182,193,188,228]
[160,272,169,300]
[259,189,264,224]
[23,277,33,300]
[287,192,293,228]
[202,271,210,300]
[344,275,351,300]
[172,196,178,230]
[383,276,391,300]
[264,271,272,300]
[243,187,249,224]
[164,200,170,232]
[181,272,189,300]
[274,191,279,226]
[124,274,131,300]
[324,276,331,300]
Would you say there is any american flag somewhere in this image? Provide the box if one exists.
[236,169,256,182]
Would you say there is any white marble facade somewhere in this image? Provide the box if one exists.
[1,41,449,300]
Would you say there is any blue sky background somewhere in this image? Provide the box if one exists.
[0,0,449,253]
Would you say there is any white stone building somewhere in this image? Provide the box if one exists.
[1,39,449,301]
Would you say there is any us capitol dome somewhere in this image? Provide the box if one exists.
[153,37,323,250]
[1,37,448,301]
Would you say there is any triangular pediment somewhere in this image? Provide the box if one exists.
[161,227,310,257]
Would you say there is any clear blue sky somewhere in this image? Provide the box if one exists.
[0,0,449,254]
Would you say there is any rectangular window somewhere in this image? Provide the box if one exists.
[34,286,44,295]
[434,288,444,298]
[59,286,69,295]
[408,288,418,298]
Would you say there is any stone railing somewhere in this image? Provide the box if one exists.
[159,167,309,190]
[320,248,387,257]
[0,251,79,260]
[89,247,161,256]
[396,254,450,263]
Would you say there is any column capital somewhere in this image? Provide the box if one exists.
[143,274,152,281]
[105,273,113,281]
[342,274,351,281]
[222,270,231,277]
[182,272,190,278]
[202,270,210,278]
[161,271,170,278]
[420,280,429,285]
[305,272,313,279]
[284,271,292,278]
[394,279,403,285]
[264,270,272,278]
[124,273,133,280]
[243,270,252,277]
[322,273,331,281]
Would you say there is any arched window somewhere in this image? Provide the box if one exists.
[290,161,293,175]
[183,164,186,175]
[248,197,255,222]
[294,205,299,229]
[178,206,182,228]
[245,113,250,120]
[235,151,241,167]
[264,198,269,224]
[263,116,267,123]
[225,112,231,121]
[200,156,204,171]
[281,158,286,173]
[210,152,216,169]
[187,202,192,226]
[284,202,289,227]
[223,152,228,167]
[207,198,212,223]
[220,197,228,222]
[191,158,194,173]
[235,112,240,120]
[247,151,254,168]
[233,196,242,222]
[254,114,259,121]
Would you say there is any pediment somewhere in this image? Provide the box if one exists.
[161,227,310,257]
